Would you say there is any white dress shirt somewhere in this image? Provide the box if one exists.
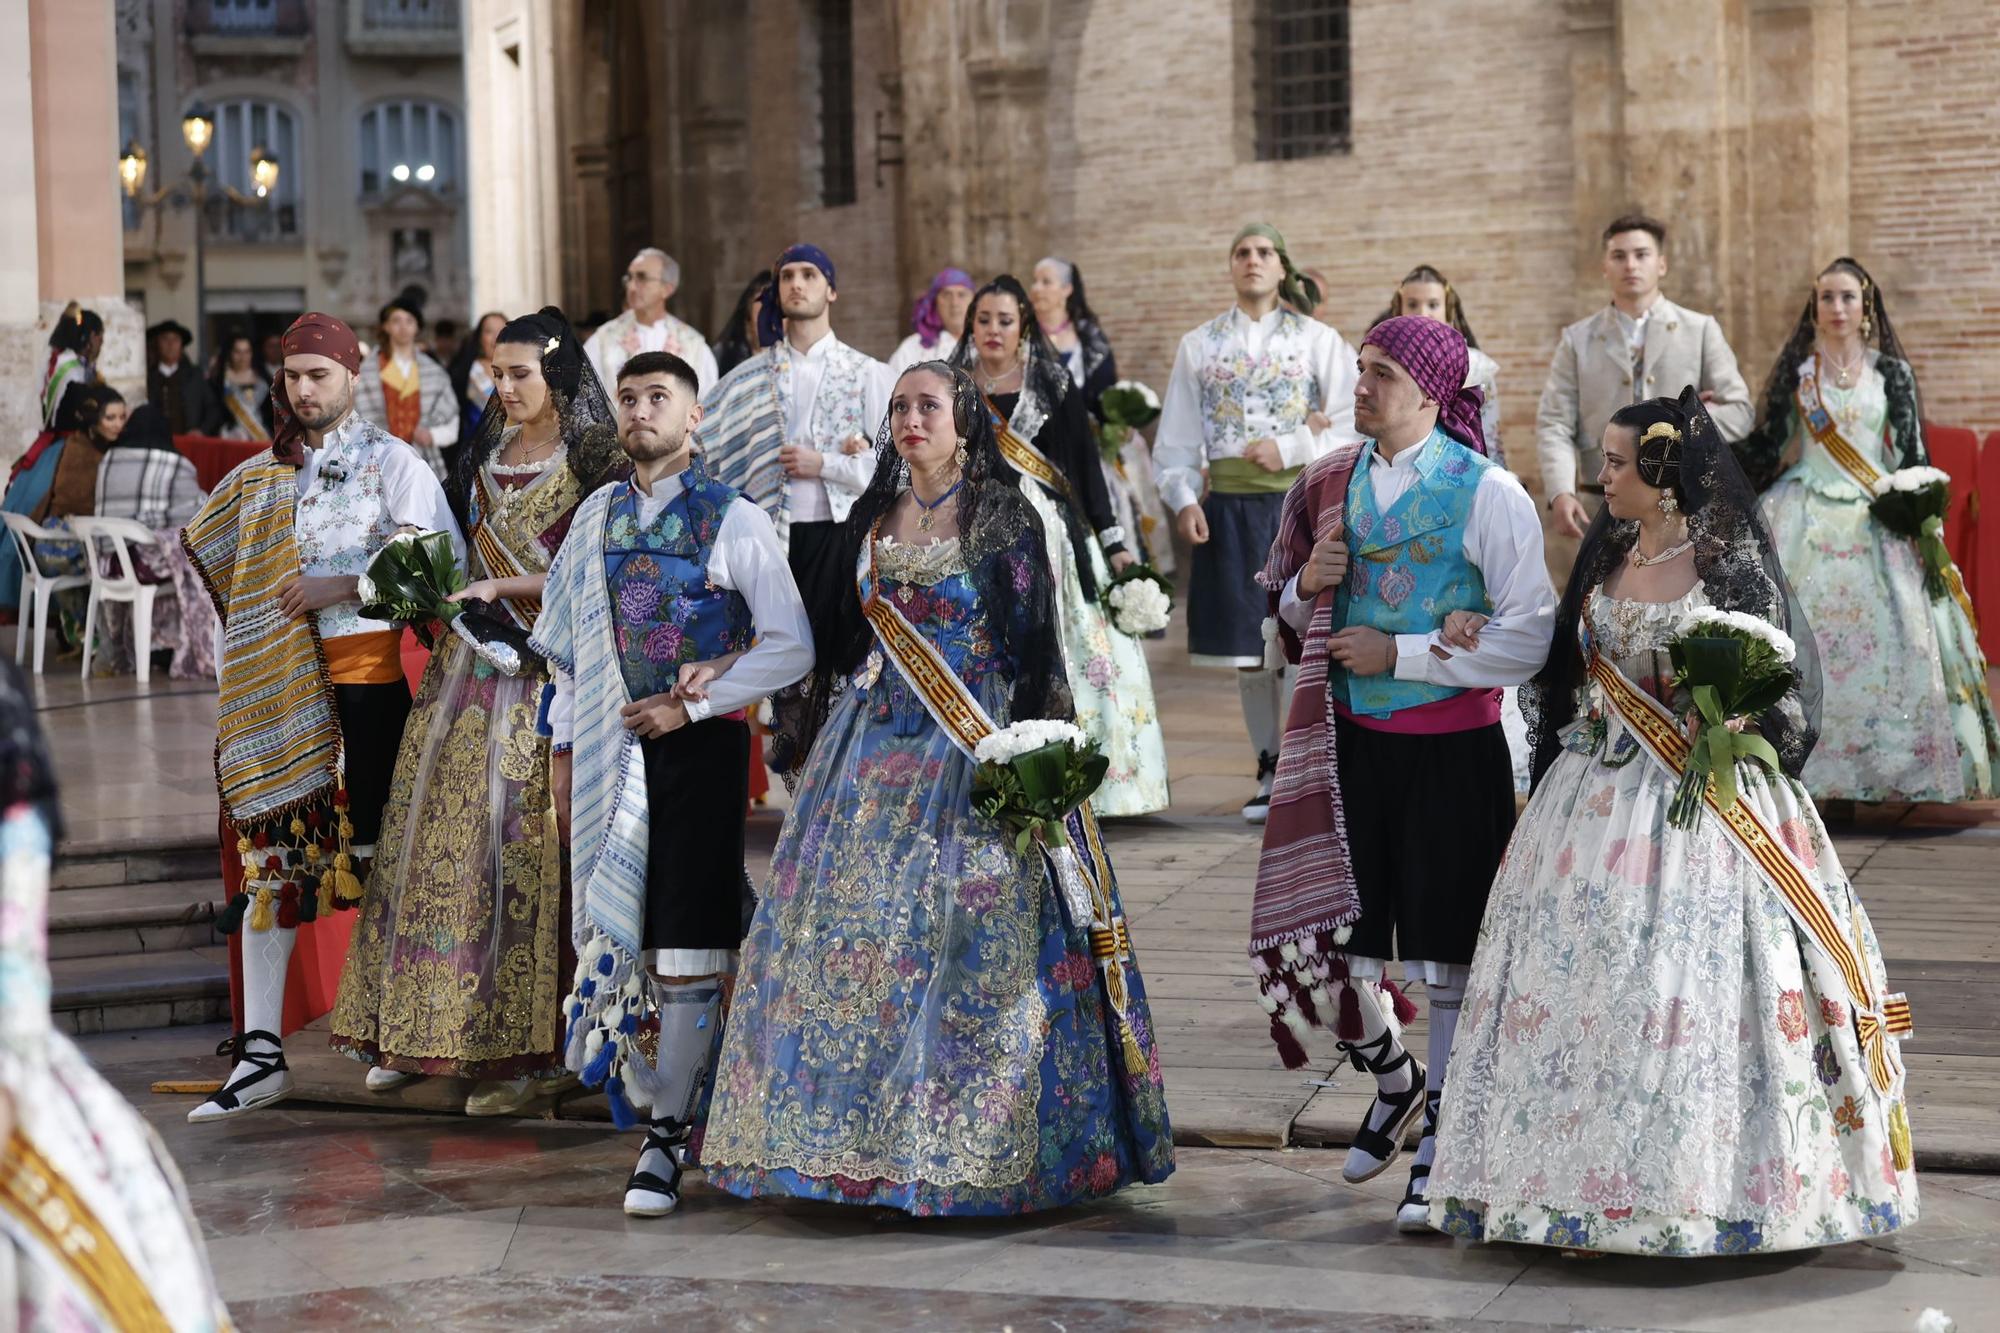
[886,331,956,381]
[1153,305,1361,514]
[547,468,814,740]
[784,330,889,524]
[1279,434,1554,688]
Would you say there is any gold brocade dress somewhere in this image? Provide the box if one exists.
[330,449,578,1078]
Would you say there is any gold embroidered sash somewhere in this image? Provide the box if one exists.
[982,392,1072,498]
[1797,357,1976,626]
[1587,651,1912,1096]
[223,388,271,442]
[1,1130,176,1333]
[856,524,1147,1070]
[471,470,544,628]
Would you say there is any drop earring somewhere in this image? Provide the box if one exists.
[1658,491,1679,516]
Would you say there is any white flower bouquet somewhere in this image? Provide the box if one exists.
[1095,380,1162,462]
[1869,466,1954,601]
[1663,609,1798,829]
[1102,564,1174,636]
[971,719,1108,854]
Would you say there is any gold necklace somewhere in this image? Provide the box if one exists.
[1629,535,1693,567]
[1820,345,1864,390]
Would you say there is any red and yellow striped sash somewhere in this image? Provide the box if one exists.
[471,471,543,629]
[1,1130,175,1333]
[1587,652,1911,1094]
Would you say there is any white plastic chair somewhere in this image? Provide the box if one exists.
[72,516,166,685]
[1,512,90,675]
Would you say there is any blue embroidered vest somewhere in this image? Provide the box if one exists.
[602,458,755,702]
[1332,430,1493,718]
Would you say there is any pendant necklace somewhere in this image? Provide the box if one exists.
[1629,535,1693,567]
[1820,346,1864,390]
[913,477,965,532]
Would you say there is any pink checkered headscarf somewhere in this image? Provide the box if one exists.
[1361,315,1487,455]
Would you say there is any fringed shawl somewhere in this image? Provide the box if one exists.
[1248,444,1379,1068]
[696,354,786,536]
[526,480,654,1123]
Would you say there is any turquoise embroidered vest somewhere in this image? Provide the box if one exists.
[602,458,755,702]
[1332,430,1493,718]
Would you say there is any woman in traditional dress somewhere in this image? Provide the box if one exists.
[0,384,127,629]
[952,275,1168,816]
[885,266,974,379]
[40,303,102,430]
[1372,264,1528,792]
[0,659,231,1330]
[712,272,774,381]
[354,286,460,478]
[701,361,1174,1216]
[205,330,272,442]
[1737,257,1997,805]
[331,307,623,1115]
[449,310,507,442]
[91,403,217,680]
[1428,388,1918,1256]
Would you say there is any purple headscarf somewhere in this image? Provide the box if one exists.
[757,243,837,348]
[1360,315,1487,455]
[911,266,974,348]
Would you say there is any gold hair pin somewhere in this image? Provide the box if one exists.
[545,336,561,354]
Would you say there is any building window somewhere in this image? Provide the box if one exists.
[1252,0,1351,161]
[815,0,856,207]
[359,100,459,196]
[205,98,302,243]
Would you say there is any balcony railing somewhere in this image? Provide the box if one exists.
[348,0,460,57]
[362,0,460,30]
[187,0,309,39]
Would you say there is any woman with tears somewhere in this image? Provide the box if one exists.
[1427,388,1917,1256]
[952,275,1168,816]
[699,362,1174,1216]
[330,307,624,1117]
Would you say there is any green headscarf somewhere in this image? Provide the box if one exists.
[1231,223,1321,316]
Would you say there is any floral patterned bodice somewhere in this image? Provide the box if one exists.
[1195,309,1322,451]
[1569,584,1709,761]
[1793,358,1893,502]
[857,535,1021,732]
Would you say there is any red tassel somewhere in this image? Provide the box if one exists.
[1292,976,1322,1026]
[1336,980,1364,1040]
[1330,952,1350,983]
[276,897,300,929]
[1383,979,1419,1025]
[1270,1012,1310,1069]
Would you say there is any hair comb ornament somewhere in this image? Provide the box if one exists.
[544,336,561,354]
[1640,420,1683,460]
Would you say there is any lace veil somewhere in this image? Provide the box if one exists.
[447,305,622,536]
[771,359,1071,772]
[1523,385,1824,786]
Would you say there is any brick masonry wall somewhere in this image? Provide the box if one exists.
[1848,0,2000,437]
[1049,0,1580,485]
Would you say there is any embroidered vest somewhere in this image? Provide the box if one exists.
[1196,309,1322,453]
[602,460,755,702]
[1332,430,1492,718]
[296,430,402,641]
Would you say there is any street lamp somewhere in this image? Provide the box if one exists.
[120,103,282,358]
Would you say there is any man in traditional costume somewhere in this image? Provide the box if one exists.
[354,286,461,478]
[1537,213,1753,540]
[1249,316,1555,1230]
[181,312,461,1123]
[1154,223,1360,823]
[147,319,215,436]
[695,243,890,618]
[586,247,721,398]
[532,350,812,1218]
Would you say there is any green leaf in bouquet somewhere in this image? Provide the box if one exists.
[1670,636,1745,689]
[1731,672,1795,719]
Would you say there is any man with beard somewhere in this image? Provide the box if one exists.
[531,351,812,1217]
[181,312,460,1123]
[695,243,889,617]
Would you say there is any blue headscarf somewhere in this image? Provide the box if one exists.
[756,243,837,348]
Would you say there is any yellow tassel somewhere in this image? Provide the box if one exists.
[330,852,364,903]
[1120,1020,1146,1074]
[338,815,354,841]
[316,876,335,918]
[235,835,252,856]
[289,815,306,839]
[248,886,275,932]
[304,843,322,865]
[1889,1101,1914,1172]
